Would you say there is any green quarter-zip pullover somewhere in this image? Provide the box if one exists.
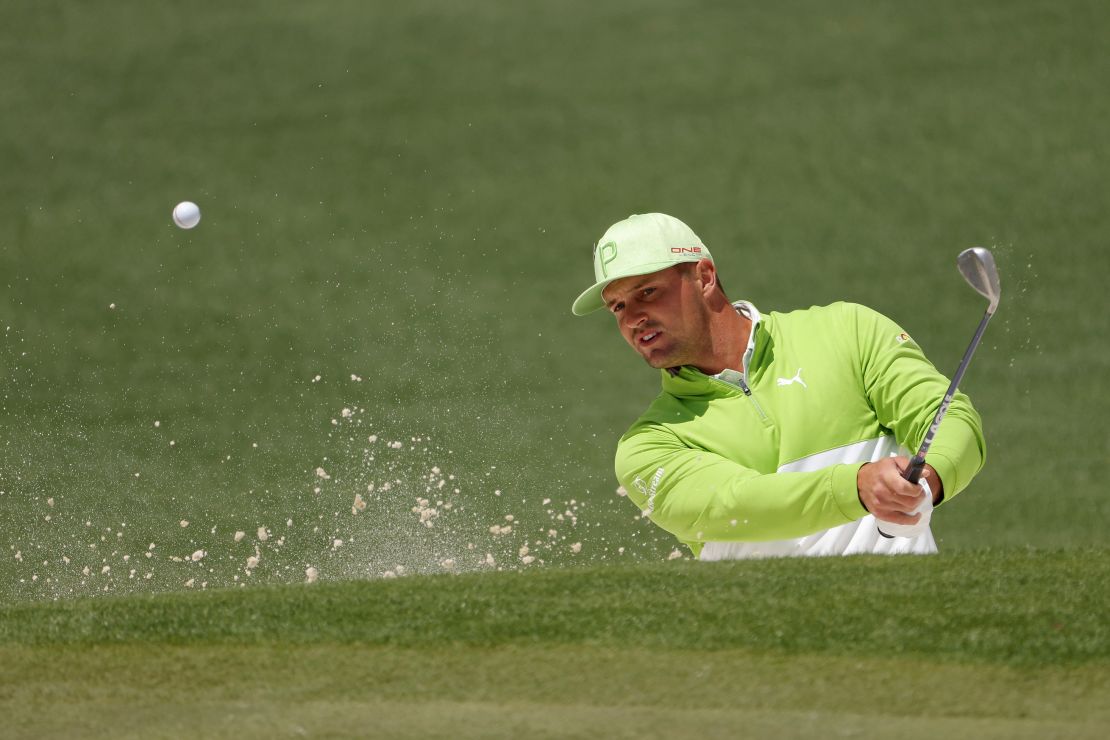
[615,301,985,558]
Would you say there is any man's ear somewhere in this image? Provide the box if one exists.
[695,259,717,296]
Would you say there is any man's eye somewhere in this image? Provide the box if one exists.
[642,288,655,298]
[612,303,624,313]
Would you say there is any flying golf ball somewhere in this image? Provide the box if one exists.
[172,201,201,229]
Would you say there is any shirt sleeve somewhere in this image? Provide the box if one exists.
[615,425,869,545]
[850,302,986,500]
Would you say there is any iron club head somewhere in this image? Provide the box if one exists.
[957,247,1001,314]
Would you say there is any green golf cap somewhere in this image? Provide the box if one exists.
[571,213,712,316]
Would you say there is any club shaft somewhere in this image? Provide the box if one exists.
[903,309,994,484]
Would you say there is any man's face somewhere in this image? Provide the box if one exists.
[601,263,712,369]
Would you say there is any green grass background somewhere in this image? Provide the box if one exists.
[2,1,1109,735]
[4,0,1109,601]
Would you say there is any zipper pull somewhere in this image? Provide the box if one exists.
[737,378,752,396]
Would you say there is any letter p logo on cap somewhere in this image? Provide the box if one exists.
[597,241,619,278]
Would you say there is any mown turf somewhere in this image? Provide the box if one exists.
[4,550,1108,666]
[2,552,1108,738]
[4,645,1107,739]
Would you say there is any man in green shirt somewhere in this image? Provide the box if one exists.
[572,213,985,558]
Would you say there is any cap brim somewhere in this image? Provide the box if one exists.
[571,281,609,316]
[570,260,686,316]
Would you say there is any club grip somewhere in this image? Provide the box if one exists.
[878,455,928,539]
[902,454,926,485]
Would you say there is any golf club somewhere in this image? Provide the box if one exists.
[879,247,1001,538]
[903,247,1001,484]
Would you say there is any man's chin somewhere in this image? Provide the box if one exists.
[642,350,679,369]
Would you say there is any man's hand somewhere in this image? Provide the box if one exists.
[857,456,943,523]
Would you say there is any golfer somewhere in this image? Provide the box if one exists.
[572,213,985,558]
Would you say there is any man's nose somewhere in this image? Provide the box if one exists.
[622,305,648,330]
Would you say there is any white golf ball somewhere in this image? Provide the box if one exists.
[172,201,201,229]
